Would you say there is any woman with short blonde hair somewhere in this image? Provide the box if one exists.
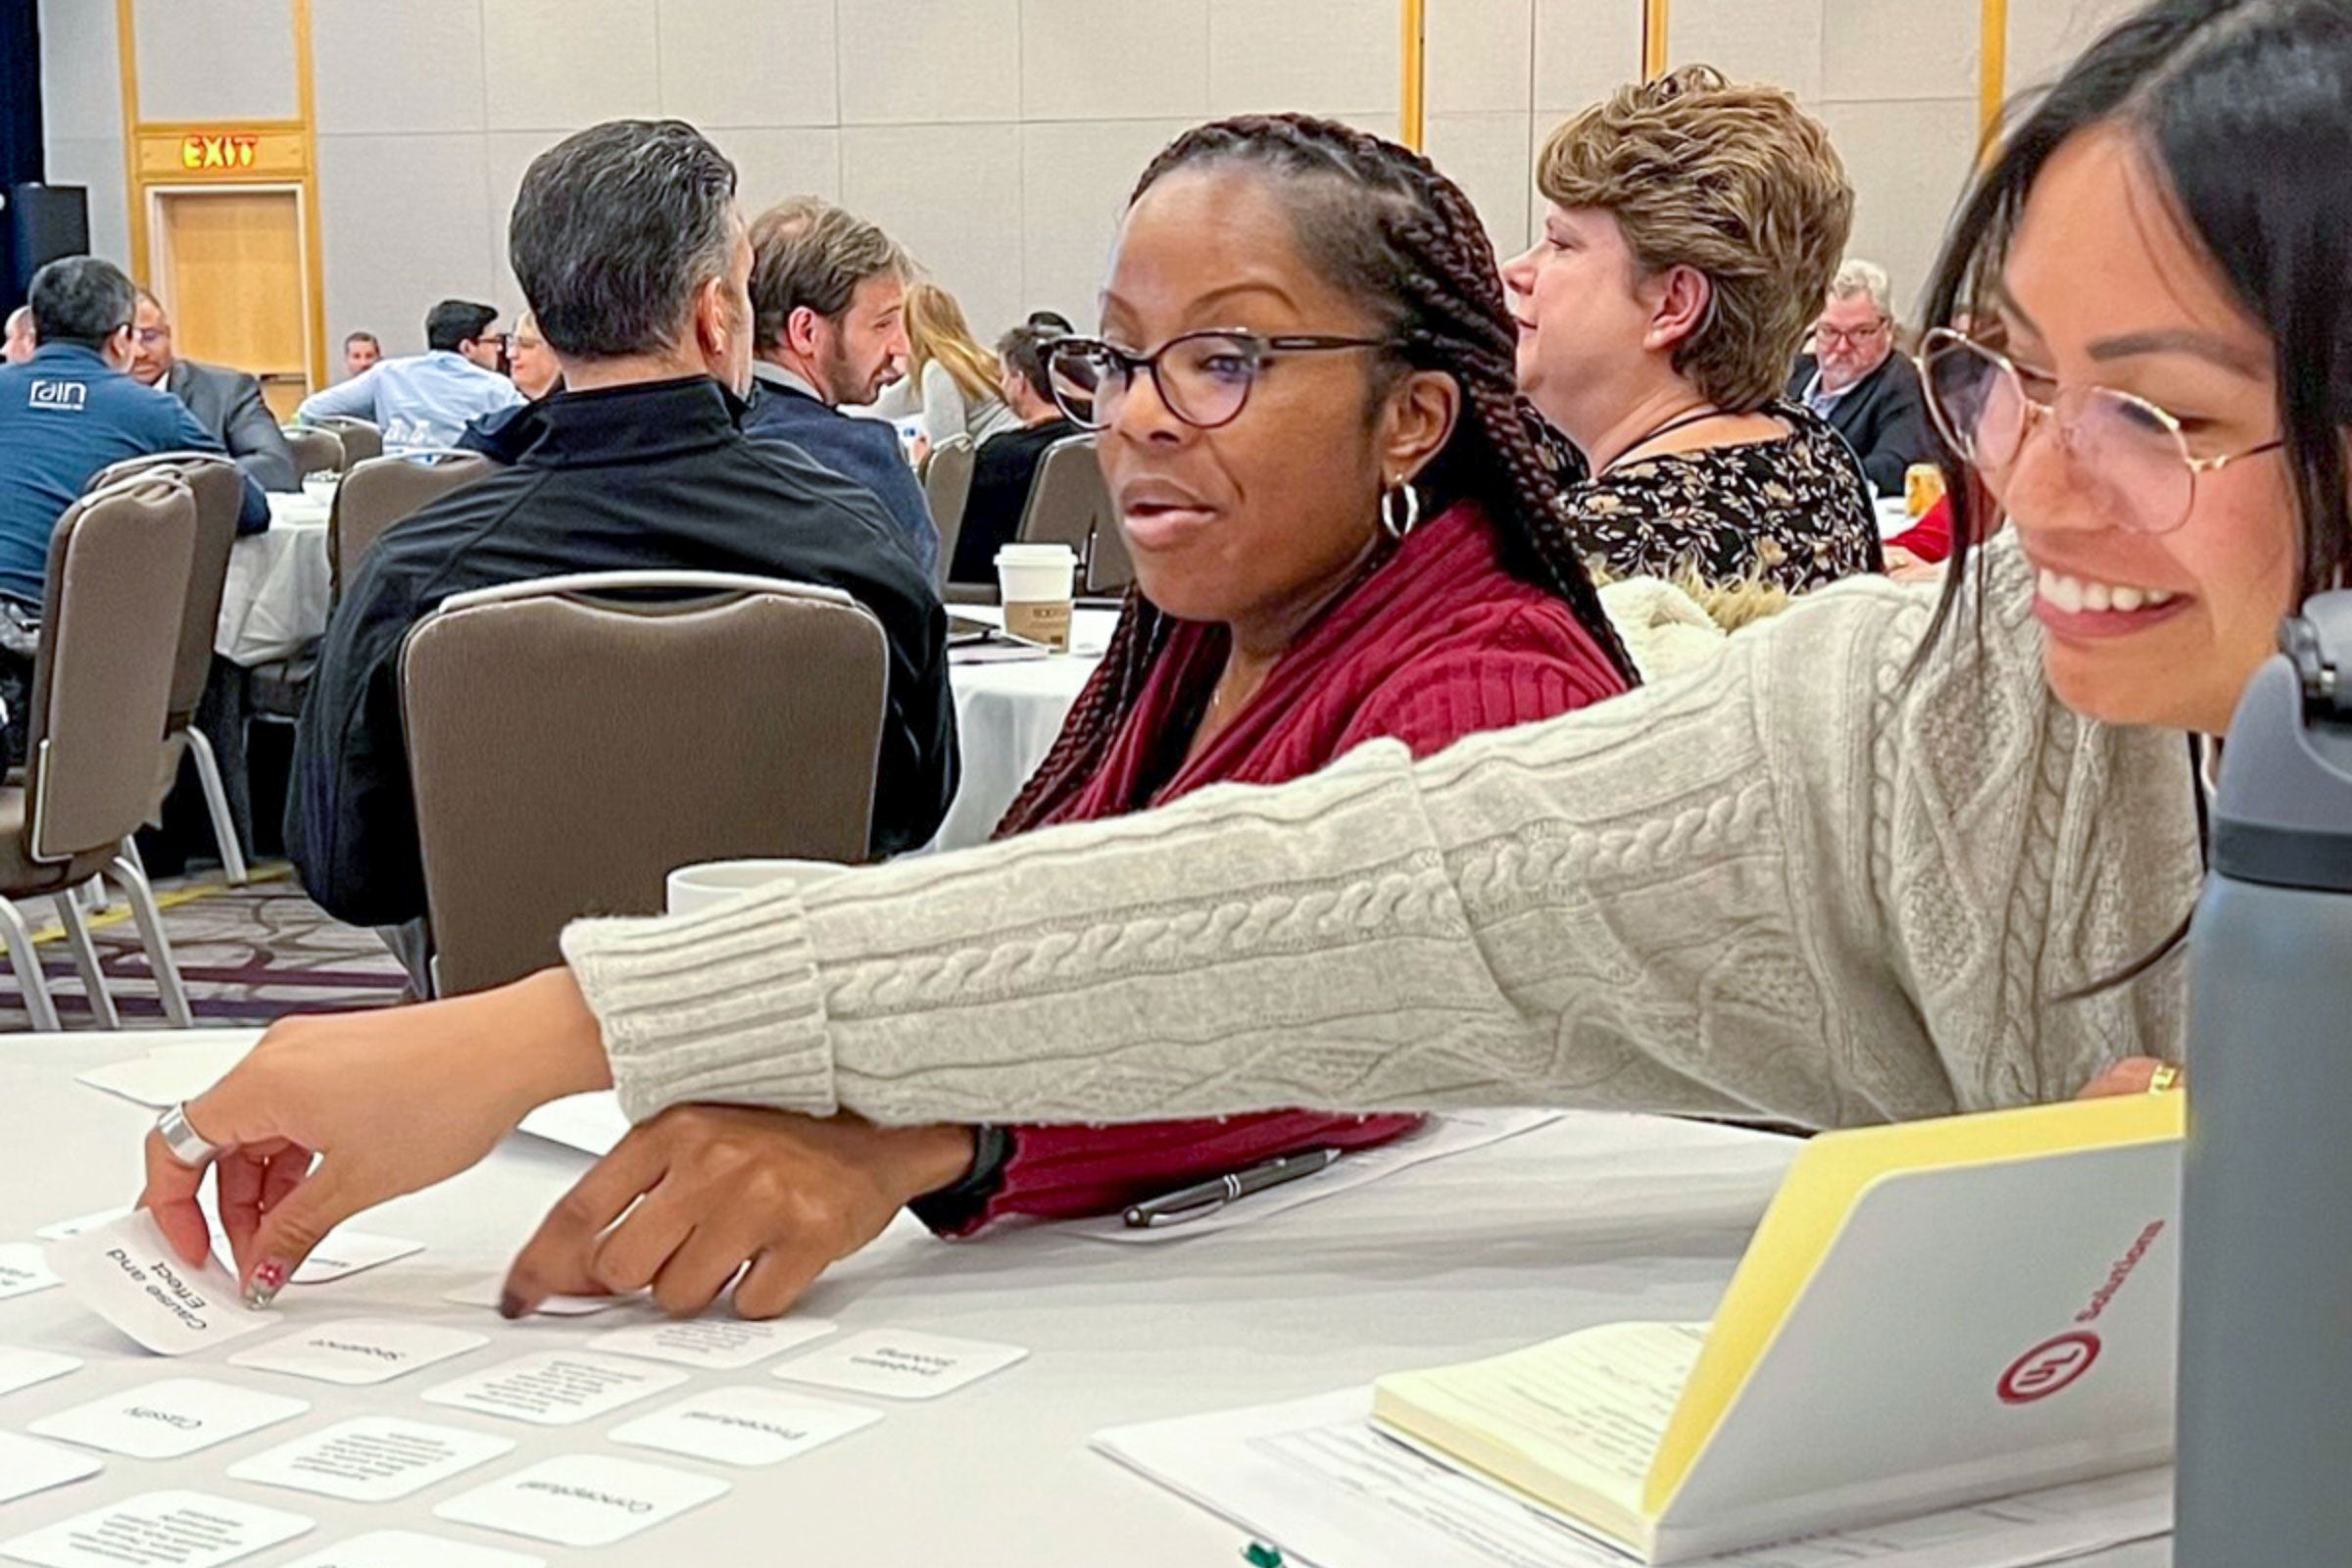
[1506,67,1880,592]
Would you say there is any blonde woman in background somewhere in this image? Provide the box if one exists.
[868,282,1023,449]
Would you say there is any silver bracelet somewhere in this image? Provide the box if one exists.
[154,1102,223,1169]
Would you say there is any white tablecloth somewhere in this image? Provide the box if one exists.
[216,492,332,667]
[0,1032,2167,1567]
[932,607,1120,851]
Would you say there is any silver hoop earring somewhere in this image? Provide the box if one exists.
[1379,480,1423,540]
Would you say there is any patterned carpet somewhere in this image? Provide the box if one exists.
[0,863,412,1031]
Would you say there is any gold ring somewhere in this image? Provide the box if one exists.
[2147,1064,2181,1094]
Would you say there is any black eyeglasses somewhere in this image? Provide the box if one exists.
[1045,329,1393,431]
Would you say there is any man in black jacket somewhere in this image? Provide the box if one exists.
[1786,258,1937,498]
[289,119,957,937]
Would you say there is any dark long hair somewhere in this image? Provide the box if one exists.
[997,113,1638,837]
[1918,0,2352,659]
[1916,0,2352,996]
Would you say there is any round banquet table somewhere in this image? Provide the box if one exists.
[931,606,1120,851]
[216,490,333,668]
[0,1031,2167,1568]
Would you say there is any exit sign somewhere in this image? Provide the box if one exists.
[180,134,260,172]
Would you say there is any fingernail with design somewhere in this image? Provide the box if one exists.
[244,1259,290,1310]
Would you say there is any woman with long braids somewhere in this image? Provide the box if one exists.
[147,0,2347,1324]
[487,115,1638,1275]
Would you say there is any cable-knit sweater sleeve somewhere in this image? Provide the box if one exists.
[563,538,2201,1131]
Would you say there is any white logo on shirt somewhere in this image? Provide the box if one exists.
[27,380,86,412]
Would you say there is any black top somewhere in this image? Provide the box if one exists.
[1786,352,1938,498]
[950,417,1078,585]
[1565,399,1883,593]
[287,376,959,927]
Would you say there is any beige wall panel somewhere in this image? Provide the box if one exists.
[133,0,299,122]
[317,132,497,358]
[1428,0,1534,116]
[1023,0,1210,122]
[711,127,845,214]
[37,0,122,143]
[843,122,1026,335]
[1207,0,1398,119]
[1426,111,1535,262]
[1817,95,1981,322]
[1669,0,1826,99]
[838,0,1021,124]
[316,0,487,135]
[1531,0,1644,115]
[480,0,661,132]
[1018,117,1197,330]
[2008,0,2143,100]
[1821,0,1979,103]
[657,0,839,128]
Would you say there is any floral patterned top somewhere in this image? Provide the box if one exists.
[1562,399,1882,593]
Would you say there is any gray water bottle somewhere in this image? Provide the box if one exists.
[2176,595,2352,1564]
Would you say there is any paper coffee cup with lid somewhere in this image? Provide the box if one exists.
[996,543,1077,652]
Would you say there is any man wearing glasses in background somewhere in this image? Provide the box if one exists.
[128,288,300,492]
[1788,259,1937,497]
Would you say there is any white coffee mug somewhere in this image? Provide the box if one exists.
[665,858,845,917]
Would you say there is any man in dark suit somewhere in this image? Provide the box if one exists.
[129,288,300,492]
[1786,259,1936,498]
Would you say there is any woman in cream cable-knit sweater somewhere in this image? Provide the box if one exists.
[153,0,2347,1314]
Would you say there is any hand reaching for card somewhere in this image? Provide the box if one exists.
[501,1106,977,1320]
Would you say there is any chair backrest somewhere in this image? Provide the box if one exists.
[281,425,344,479]
[87,452,243,731]
[314,416,382,464]
[1086,502,1135,596]
[330,450,494,596]
[921,435,976,587]
[399,570,889,996]
[23,477,197,863]
[1016,433,1112,568]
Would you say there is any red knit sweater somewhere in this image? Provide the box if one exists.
[930,501,1629,1234]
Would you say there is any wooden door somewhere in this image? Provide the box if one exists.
[156,188,311,420]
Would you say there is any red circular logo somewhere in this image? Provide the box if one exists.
[1998,1332,2103,1405]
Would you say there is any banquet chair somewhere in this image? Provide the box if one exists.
[921,434,976,590]
[1016,434,1116,584]
[329,450,494,598]
[0,477,200,1030]
[280,425,344,480]
[87,453,251,883]
[400,570,887,997]
[312,416,382,465]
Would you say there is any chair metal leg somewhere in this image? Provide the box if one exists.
[104,851,193,1028]
[52,886,121,1031]
[183,726,249,885]
[0,895,61,1032]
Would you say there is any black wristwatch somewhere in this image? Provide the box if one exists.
[906,1124,1014,1234]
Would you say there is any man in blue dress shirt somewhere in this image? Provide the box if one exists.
[295,298,522,452]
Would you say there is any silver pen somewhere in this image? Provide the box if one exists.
[1121,1147,1344,1229]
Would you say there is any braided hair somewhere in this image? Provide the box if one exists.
[997,113,1637,838]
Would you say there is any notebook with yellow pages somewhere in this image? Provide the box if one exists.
[1372,1093,2182,1564]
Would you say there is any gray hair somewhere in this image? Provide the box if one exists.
[509,120,739,362]
[1827,258,1893,319]
[27,256,135,349]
